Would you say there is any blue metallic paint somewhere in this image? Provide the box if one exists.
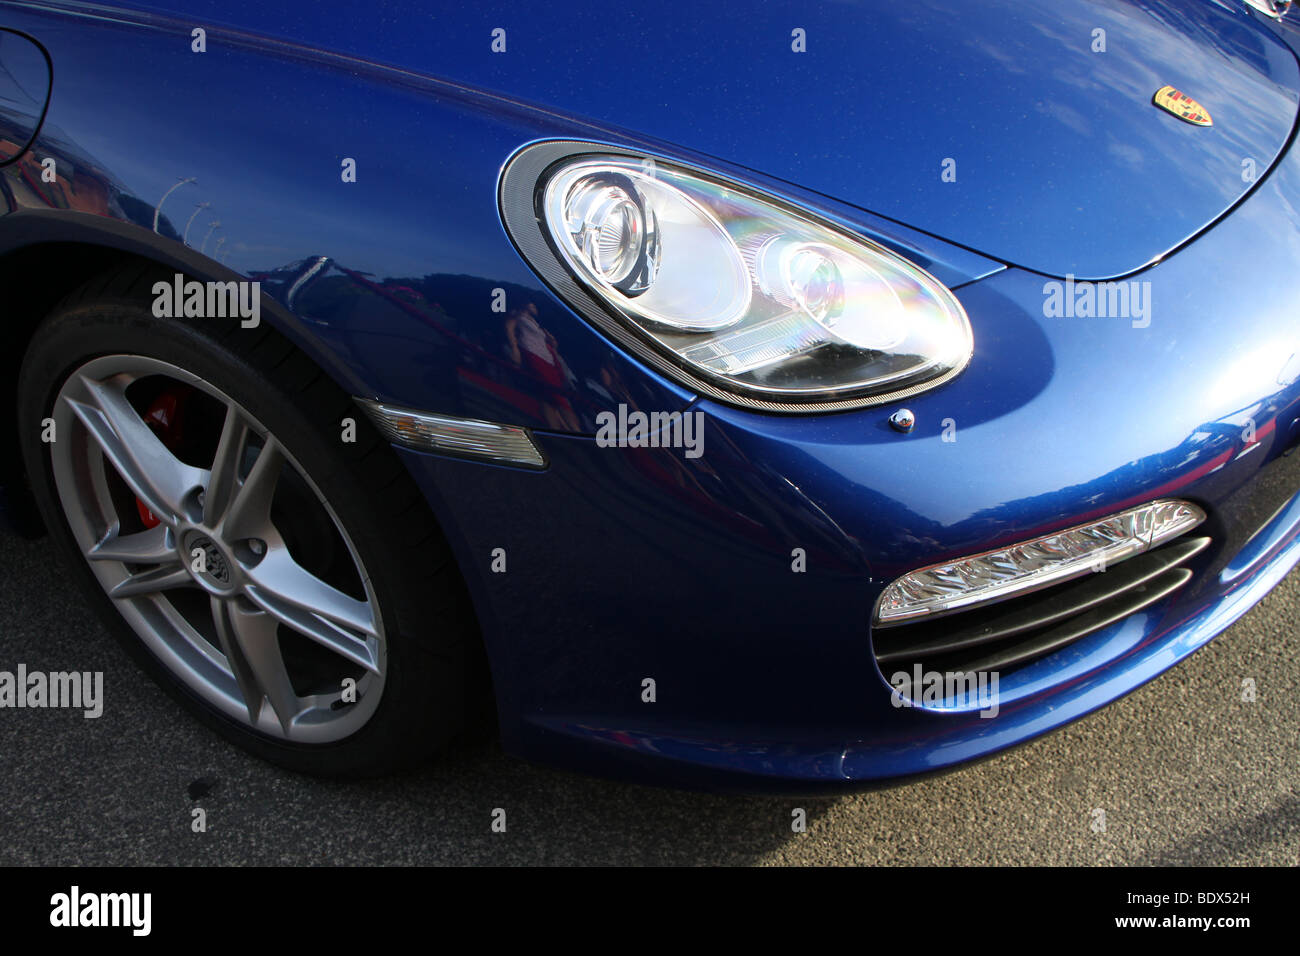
[2,0,1299,789]
[0,2,1003,428]
[37,0,1300,280]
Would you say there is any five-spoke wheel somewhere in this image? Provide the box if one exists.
[52,355,386,742]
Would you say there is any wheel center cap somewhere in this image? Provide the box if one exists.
[185,532,234,590]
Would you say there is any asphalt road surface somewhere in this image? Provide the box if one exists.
[1,528,1296,866]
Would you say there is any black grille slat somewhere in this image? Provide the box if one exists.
[872,534,1210,681]
[935,567,1193,674]
[873,536,1210,664]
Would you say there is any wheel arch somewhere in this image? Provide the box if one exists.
[0,210,376,537]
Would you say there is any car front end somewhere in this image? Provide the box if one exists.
[1,0,1298,790]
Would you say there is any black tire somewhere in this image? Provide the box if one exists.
[17,263,487,776]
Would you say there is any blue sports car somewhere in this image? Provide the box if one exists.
[2,0,1299,790]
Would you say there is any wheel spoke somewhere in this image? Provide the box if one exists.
[87,523,176,564]
[62,374,205,525]
[204,405,248,527]
[220,436,283,542]
[243,547,380,673]
[108,563,192,598]
[211,596,301,732]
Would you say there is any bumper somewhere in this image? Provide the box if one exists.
[394,117,1300,793]
[397,434,1300,792]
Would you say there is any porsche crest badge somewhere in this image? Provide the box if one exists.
[1153,86,1212,127]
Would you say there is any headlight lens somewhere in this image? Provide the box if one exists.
[534,154,973,407]
[562,172,662,296]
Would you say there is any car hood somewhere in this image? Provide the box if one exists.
[128,0,1299,278]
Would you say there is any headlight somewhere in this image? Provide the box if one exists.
[500,142,974,412]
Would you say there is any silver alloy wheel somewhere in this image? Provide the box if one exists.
[49,354,385,743]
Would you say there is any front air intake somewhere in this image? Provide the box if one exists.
[872,533,1210,677]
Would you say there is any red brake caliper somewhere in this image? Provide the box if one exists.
[135,388,189,529]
